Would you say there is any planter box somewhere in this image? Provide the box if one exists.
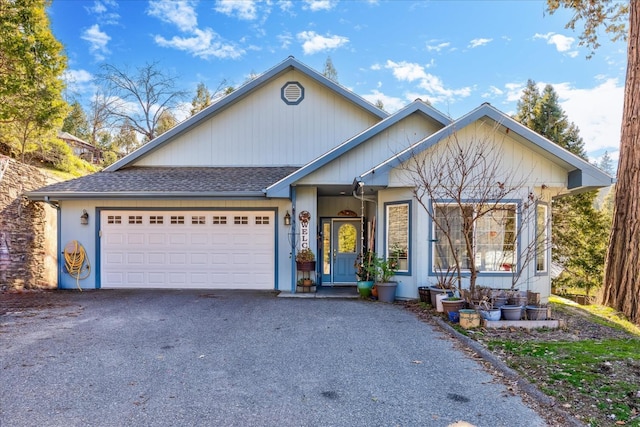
[296,261,316,272]
[459,309,480,329]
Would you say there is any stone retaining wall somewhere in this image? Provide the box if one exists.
[0,157,58,290]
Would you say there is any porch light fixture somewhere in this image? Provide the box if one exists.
[80,209,89,225]
[284,211,291,226]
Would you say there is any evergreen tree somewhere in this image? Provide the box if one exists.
[323,56,338,82]
[514,80,609,296]
[155,109,177,137]
[62,101,90,141]
[598,151,614,175]
[0,0,68,161]
[547,0,639,324]
[190,82,213,116]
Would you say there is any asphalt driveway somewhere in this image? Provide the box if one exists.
[0,290,546,426]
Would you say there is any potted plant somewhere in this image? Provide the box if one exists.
[355,250,378,297]
[429,265,456,308]
[295,248,316,271]
[375,255,399,303]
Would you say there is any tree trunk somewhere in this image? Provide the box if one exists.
[601,0,640,325]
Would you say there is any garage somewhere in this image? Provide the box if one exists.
[100,210,275,289]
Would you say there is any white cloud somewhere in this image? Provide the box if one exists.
[155,28,244,59]
[384,60,471,105]
[426,41,450,52]
[303,0,338,11]
[385,60,428,82]
[361,90,405,113]
[215,0,259,20]
[469,38,492,48]
[534,32,578,56]
[297,31,348,54]
[370,63,381,71]
[148,0,198,32]
[481,85,504,98]
[278,0,294,13]
[277,32,293,49]
[552,78,623,157]
[81,24,111,61]
[63,69,95,97]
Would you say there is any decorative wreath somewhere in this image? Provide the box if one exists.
[298,210,311,224]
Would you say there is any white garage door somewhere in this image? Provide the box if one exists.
[100,210,275,289]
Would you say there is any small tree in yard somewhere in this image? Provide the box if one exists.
[401,129,549,299]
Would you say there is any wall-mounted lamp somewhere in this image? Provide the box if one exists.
[283,210,291,226]
[80,209,89,225]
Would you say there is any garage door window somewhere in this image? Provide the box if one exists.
[213,216,227,224]
[128,215,142,224]
[192,216,206,224]
[256,216,270,225]
[234,216,248,224]
[107,215,121,224]
[150,215,163,224]
[171,215,185,224]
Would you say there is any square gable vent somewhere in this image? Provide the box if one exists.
[281,82,304,105]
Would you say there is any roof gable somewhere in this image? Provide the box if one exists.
[106,57,388,171]
[265,99,452,197]
[357,103,613,193]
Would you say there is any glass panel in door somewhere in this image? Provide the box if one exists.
[332,221,359,282]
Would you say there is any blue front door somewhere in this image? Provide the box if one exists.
[321,219,360,283]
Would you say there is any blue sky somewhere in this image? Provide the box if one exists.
[49,0,627,165]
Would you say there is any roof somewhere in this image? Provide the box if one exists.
[105,56,389,172]
[265,99,451,198]
[356,103,614,194]
[57,131,99,151]
[26,166,299,201]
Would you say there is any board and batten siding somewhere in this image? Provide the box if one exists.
[135,70,382,168]
[388,123,570,191]
[298,113,443,185]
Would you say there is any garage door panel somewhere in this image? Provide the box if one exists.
[148,233,166,245]
[101,210,274,289]
[127,233,145,245]
[148,253,166,264]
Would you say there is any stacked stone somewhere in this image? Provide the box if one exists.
[0,158,56,290]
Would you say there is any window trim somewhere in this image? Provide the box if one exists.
[384,201,411,275]
[429,199,521,277]
[535,202,549,275]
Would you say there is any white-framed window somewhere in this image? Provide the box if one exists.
[385,202,410,273]
[535,203,548,273]
[128,215,143,224]
[432,202,517,273]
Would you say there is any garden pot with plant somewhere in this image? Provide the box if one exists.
[375,255,399,303]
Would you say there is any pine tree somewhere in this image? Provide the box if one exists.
[322,56,338,82]
[0,0,68,161]
[190,82,213,116]
[514,81,609,296]
[62,101,90,141]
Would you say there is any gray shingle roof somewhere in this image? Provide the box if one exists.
[27,167,300,200]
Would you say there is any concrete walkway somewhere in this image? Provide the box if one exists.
[0,290,547,426]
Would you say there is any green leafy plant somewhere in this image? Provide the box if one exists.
[355,250,378,281]
[377,256,399,283]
